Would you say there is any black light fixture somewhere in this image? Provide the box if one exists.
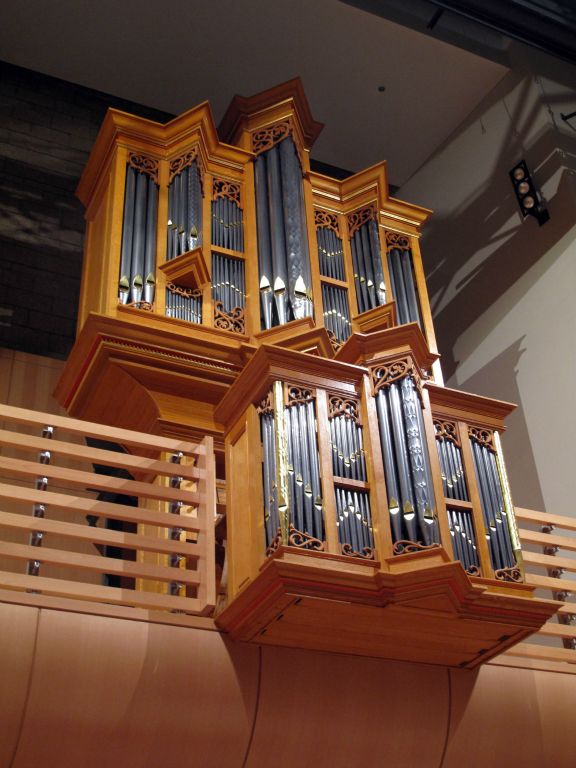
[509,160,549,226]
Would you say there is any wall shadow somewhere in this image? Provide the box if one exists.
[457,337,545,510]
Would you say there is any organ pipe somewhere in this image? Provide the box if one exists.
[254,136,312,329]
[119,159,159,306]
[372,365,439,550]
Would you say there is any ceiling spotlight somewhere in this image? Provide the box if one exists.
[509,160,549,226]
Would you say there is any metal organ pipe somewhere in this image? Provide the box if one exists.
[119,163,159,306]
[254,137,312,329]
[374,374,439,548]
[386,239,422,328]
[470,436,517,573]
[349,217,386,315]
[165,160,203,261]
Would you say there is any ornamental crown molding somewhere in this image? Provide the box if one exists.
[76,103,252,207]
[218,77,324,149]
[215,344,367,432]
[336,322,438,373]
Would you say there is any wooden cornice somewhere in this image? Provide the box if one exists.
[309,165,432,235]
[351,301,397,335]
[340,163,389,210]
[426,382,516,428]
[77,103,253,206]
[218,77,324,149]
[381,196,433,233]
[215,344,367,431]
[55,311,256,412]
[336,323,438,373]
[253,317,335,358]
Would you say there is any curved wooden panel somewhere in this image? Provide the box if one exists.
[444,665,548,768]
[246,646,449,768]
[0,603,38,767]
[12,609,259,768]
[534,667,576,767]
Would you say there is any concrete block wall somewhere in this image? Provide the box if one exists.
[0,61,173,359]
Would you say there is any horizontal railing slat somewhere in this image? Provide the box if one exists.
[0,483,204,533]
[538,621,576,639]
[0,429,201,481]
[515,507,576,532]
[557,603,576,616]
[0,403,202,456]
[0,571,203,613]
[0,541,201,586]
[523,551,576,572]
[519,528,576,552]
[503,642,576,664]
[0,510,200,558]
[526,573,576,593]
[0,456,202,506]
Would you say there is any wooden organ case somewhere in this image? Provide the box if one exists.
[56,79,557,668]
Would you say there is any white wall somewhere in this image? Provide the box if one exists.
[398,44,576,514]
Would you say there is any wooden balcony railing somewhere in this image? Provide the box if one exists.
[0,404,216,623]
[498,507,576,671]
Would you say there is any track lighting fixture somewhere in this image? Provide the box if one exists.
[509,160,549,226]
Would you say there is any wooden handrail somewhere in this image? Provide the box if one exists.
[0,406,217,620]
[497,505,576,672]
[526,573,576,593]
[0,456,203,506]
[0,510,201,558]
[518,528,576,552]
[0,428,201,481]
[0,403,202,455]
[0,541,202,586]
[515,507,576,532]
[523,551,576,572]
[503,642,576,664]
[0,483,204,532]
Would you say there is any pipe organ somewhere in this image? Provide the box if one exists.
[57,78,557,668]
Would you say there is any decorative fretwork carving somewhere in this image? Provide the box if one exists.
[370,357,422,400]
[385,231,411,251]
[266,528,282,557]
[328,395,360,424]
[433,419,460,446]
[326,329,343,354]
[169,148,200,181]
[468,426,495,452]
[341,542,375,560]
[347,205,376,238]
[213,178,241,205]
[128,153,159,183]
[122,301,154,312]
[289,524,324,551]
[393,540,441,555]
[213,302,245,334]
[166,282,202,300]
[256,391,274,416]
[495,565,523,583]
[466,565,481,577]
[314,210,340,235]
[252,120,293,155]
[286,385,314,406]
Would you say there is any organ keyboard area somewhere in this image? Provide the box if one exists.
[67,78,558,667]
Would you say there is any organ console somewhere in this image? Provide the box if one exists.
[56,77,558,667]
